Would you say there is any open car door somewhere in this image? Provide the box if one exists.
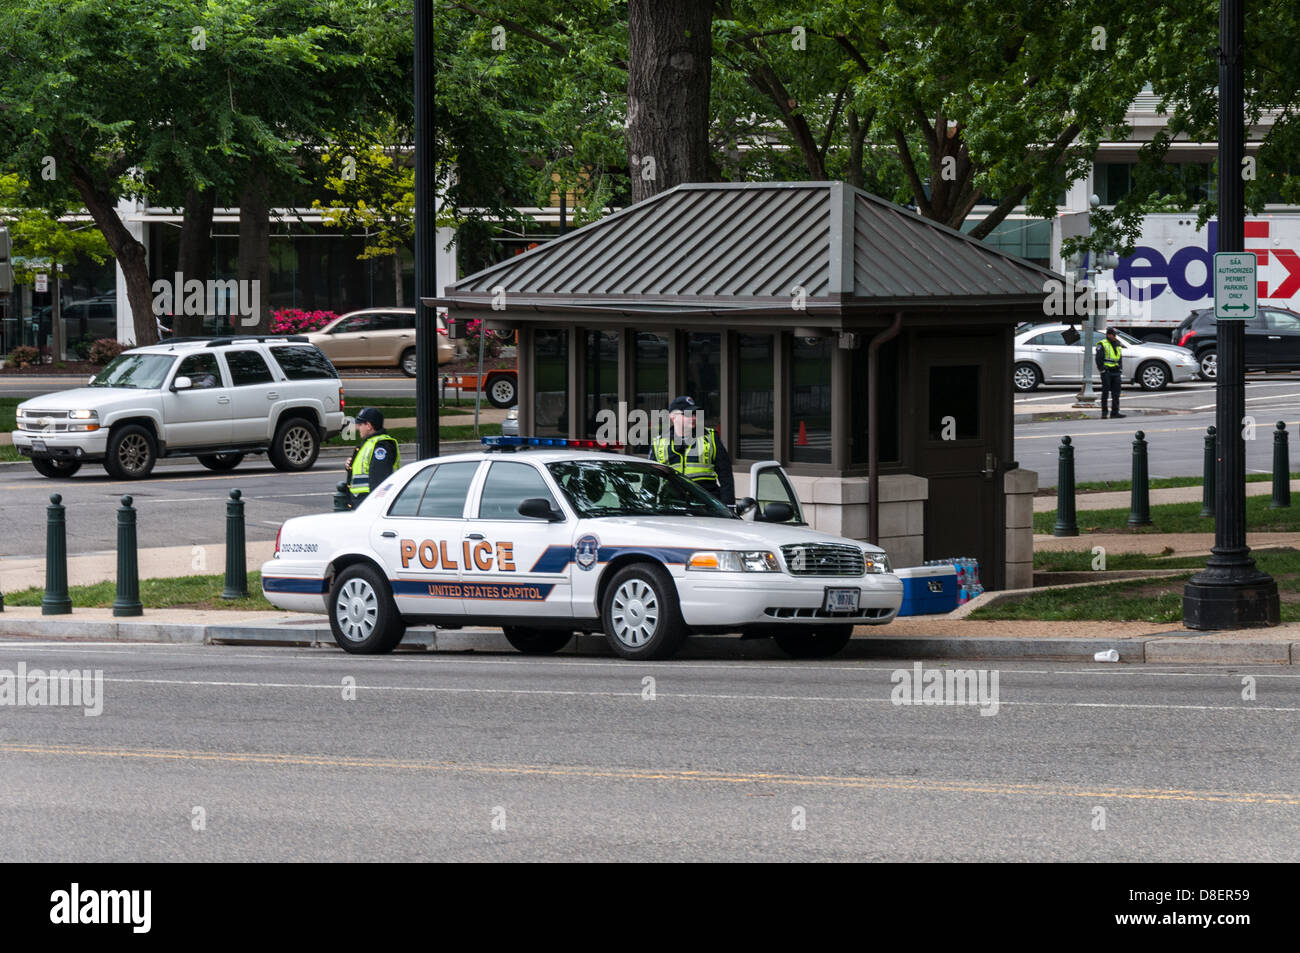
[741,460,807,525]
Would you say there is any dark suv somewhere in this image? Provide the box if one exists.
[1171,307,1300,380]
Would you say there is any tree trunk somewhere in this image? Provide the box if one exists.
[237,169,271,335]
[176,187,215,337]
[393,252,404,307]
[626,0,712,203]
[65,163,156,346]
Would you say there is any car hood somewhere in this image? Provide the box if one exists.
[17,386,158,413]
[579,516,887,554]
[1133,343,1194,359]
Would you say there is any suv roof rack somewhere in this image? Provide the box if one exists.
[203,335,309,347]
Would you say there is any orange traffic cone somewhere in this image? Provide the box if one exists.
[797,420,808,446]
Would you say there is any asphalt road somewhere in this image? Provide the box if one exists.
[1017,375,1300,487]
[0,643,1295,861]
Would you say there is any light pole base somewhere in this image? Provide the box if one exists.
[1183,572,1280,629]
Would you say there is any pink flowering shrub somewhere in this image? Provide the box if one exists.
[271,309,338,334]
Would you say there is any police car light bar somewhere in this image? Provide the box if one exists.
[481,436,624,451]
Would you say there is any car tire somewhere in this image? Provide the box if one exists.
[31,457,81,479]
[773,624,854,659]
[1013,362,1041,392]
[502,626,573,654]
[328,564,406,654]
[104,424,157,480]
[400,347,417,378]
[601,563,688,660]
[268,417,320,471]
[198,452,244,471]
[1198,349,1217,380]
[486,374,517,408]
[1137,361,1170,390]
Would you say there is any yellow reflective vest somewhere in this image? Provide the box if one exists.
[349,433,401,497]
[653,429,719,484]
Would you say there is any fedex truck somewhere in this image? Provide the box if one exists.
[1085,213,1300,341]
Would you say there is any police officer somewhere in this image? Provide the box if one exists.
[1095,327,1126,419]
[346,407,401,508]
[649,395,735,505]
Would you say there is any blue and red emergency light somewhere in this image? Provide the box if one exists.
[481,436,624,451]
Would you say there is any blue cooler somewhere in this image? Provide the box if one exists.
[895,566,959,616]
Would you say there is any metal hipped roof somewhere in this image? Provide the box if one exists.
[434,181,1059,316]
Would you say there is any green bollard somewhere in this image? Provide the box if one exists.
[1272,421,1291,509]
[334,480,351,512]
[1200,425,1216,518]
[1128,430,1152,527]
[42,493,72,615]
[1053,436,1078,537]
[113,495,142,617]
[221,489,249,600]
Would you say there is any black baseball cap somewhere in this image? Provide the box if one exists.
[1105,327,1118,336]
[356,407,384,428]
[668,395,697,412]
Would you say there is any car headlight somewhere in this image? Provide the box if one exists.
[863,550,890,573]
[68,410,100,432]
[687,550,781,572]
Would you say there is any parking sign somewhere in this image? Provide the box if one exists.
[1213,252,1257,319]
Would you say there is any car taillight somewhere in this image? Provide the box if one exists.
[1178,330,1197,348]
[275,524,282,555]
[339,387,345,410]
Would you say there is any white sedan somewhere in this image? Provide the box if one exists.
[1013,323,1199,392]
[262,438,901,660]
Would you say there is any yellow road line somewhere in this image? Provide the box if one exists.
[2,742,1296,806]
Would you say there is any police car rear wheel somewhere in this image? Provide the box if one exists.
[774,625,854,659]
[602,563,687,660]
[269,419,319,471]
[328,565,405,654]
[502,626,573,654]
[198,452,244,471]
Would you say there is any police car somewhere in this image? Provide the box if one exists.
[261,437,902,660]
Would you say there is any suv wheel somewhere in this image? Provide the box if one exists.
[773,624,854,659]
[328,564,405,654]
[1137,361,1170,390]
[601,563,688,660]
[400,347,417,378]
[1198,349,1217,380]
[486,374,517,408]
[31,458,81,479]
[502,626,573,654]
[1013,362,1041,392]
[198,452,244,471]
[104,424,157,479]
[269,418,320,471]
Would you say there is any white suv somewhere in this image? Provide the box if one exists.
[11,336,346,479]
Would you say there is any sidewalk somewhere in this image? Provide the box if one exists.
[1014,401,1186,424]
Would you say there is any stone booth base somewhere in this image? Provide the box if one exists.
[731,469,1039,590]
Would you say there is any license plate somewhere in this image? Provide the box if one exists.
[824,587,859,612]
[32,440,46,452]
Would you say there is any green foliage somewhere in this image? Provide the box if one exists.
[88,338,124,365]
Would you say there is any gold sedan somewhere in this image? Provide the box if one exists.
[308,308,454,377]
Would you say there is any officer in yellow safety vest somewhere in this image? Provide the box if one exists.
[347,407,401,508]
[649,395,735,504]
[1094,327,1126,419]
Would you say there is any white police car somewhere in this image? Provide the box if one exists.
[262,437,902,660]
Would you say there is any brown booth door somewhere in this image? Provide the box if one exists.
[915,345,1004,590]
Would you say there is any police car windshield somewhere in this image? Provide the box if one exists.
[547,460,735,519]
[89,353,175,389]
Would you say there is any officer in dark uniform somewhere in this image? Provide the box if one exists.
[648,395,735,505]
[1095,327,1126,419]
[346,407,401,508]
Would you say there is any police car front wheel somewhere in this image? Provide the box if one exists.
[328,564,405,654]
[601,563,688,660]
[502,626,573,654]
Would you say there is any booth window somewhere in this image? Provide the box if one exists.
[928,364,980,439]
[736,333,774,459]
[684,332,721,426]
[631,331,670,452]
[850,337,901,464]
[533,328,569,437]
[790,336,832,463]
[582,330,619,438]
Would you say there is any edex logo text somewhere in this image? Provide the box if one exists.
[1115,221,1300,303]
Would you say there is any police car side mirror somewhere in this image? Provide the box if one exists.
[734,496,757,516]
[518,497,563,521]
[171,376,192,392]
[760,502,794,523]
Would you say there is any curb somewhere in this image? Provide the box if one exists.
[0,616,1293,664]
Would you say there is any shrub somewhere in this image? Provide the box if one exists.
[271,309,338,334]
[72,338,94,360]
[89,338,124,365]
[462,319,506,360]
[7,345,39,368]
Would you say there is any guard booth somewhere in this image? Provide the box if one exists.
[434,182,1055,590]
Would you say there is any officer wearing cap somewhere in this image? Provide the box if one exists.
[649,395,735,505]
[346,407,401,508]
[1095,327,1126,419]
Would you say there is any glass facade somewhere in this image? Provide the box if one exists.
[736,333,774,459]
[850,337,901,464]
[789,335,832,463]
[631,330,669,452]
[683,332,721,428]
[582,329,620,438]
[533,328,569,436]
[927,364,981,440]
